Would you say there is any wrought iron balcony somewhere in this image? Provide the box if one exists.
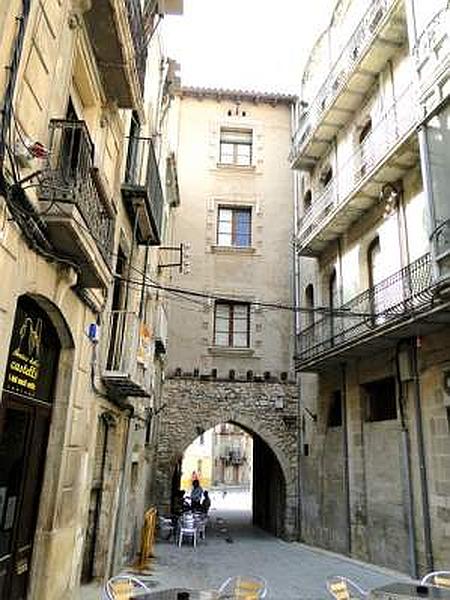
[296,254,435,371]
[290,0,404,169]
[414,7,450,107]
[218,448,244,465]
[102,310,153,397]
[83,0,146,108]
[122,137,164,245]
[39,119,115,289]
[297,88,419,255]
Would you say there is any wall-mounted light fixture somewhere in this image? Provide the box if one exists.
[380,181,402,219]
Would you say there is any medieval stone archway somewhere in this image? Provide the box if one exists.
[154,378,299,539]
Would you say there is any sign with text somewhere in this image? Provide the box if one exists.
[4,296,60,402]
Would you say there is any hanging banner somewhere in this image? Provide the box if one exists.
[136,322,153,365]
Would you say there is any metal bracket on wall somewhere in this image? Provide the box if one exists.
[282,415,298,431]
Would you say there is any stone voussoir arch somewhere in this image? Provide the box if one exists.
[154,377,299,538]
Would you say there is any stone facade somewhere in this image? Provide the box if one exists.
[0,2,181,598]
[152,88,299,540]
[292,0,450,577]
[155,377,299,539]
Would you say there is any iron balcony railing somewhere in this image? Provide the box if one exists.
[297,87,418,248]
[290,0,397,164]
[40,119,115,265]
[296,254,433,365]
[103,310,153,396]
[125,0,147,94]
[124,136,164,241]
[414,7,450,70]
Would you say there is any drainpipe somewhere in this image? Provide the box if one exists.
[111,407,134,575]
[341,363,351,556]
[410,336,434,573]
[291,101,303,540]
[395,341,417,578]
[91,411,116,580]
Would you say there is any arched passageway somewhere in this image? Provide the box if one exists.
[170,422,288,538]
[154,377,299,540]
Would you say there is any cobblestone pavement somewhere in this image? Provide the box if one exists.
[81,490,412,600]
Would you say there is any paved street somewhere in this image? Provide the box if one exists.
[82,490,412,599]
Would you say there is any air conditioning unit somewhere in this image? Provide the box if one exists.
[158,0,183,15]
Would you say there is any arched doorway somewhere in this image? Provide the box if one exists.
[0,295,62,600]
[169,420,288,539]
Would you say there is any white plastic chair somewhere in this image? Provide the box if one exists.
[177,512,198,547]
[421,571,450,588]
[218,575,267,599]
[104,575,151,600]
[193,511,208,540]
[326,576,368,600]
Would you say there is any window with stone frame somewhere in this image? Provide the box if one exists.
[219,128,253,165]
[217,206,252,247]
[214,302,250,348]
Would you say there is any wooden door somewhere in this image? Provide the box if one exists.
[0,397,51,600]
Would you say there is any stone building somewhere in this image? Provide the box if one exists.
[153,88,300,539]
[212,423,252,488]
[0,1,181,598]
[180,428,214,491]
[292,0,450,577]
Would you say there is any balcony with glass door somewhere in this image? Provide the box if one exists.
[83,0,147,108]
[121,137,164,245]
[294,253,449,371]
[290,0,407,170]
[296,88,420,256]
[102,311,153,397]
[39,119,115,288]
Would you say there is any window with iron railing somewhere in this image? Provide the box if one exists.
[41,119,115,265]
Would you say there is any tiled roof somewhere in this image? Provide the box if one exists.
[177,86,297,104]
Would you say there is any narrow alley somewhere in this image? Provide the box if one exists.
[1,0,450,598]
[82,490,410,599]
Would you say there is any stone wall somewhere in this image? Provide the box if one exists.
[154,377,299,539]
[299,329,450,575]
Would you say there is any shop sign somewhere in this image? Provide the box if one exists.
[3,297,60,402]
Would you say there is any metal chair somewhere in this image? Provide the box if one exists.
[158,514,176,541]
[177,512,198,547]
[218,575,268,599]
[105,574,151,600]
[421,571,450,588]
[326,576,368,600]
